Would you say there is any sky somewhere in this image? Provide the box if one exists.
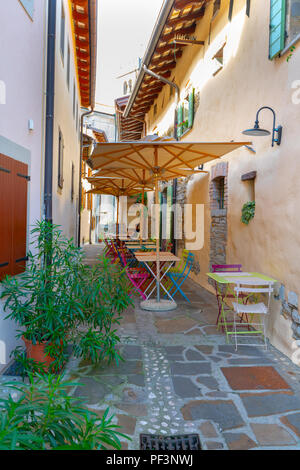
[95,0,164,113]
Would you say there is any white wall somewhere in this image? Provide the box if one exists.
[0,0,47,371]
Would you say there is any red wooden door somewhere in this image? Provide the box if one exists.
[0,154,28,280]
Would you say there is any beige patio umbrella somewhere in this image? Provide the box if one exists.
[85,175,154,238]
[89,136,251,310]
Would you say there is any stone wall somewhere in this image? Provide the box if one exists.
[208,162,228,284]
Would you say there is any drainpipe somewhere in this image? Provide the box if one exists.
[44,0,57,224]
[78,108,94,247]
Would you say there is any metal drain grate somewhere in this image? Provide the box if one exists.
[140,433,201,450]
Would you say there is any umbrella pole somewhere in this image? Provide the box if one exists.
[140,186,145,242]
[155,173,160,303]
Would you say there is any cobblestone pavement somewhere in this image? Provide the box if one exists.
[3,244,300,451]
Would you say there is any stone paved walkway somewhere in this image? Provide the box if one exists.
[3,244,300,450]
[62,245,300,450]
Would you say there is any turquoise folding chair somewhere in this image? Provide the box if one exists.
[165,252,194,302]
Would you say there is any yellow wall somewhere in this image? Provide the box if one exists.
[145,0,300,359]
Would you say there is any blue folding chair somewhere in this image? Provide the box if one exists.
[164,252,194,302]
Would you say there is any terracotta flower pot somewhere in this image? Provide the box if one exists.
[22,336,62,371]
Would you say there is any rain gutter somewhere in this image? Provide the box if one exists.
[77,0,98,246]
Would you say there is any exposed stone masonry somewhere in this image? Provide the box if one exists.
[208,162,228,285]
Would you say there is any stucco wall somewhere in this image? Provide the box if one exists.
[0,0,83,370]
[145,0,300,360]
[0,0,47,371]
[52,0,81,241]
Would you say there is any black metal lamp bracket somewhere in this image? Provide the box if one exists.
[255,106,282,146]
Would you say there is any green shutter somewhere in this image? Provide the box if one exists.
[188,88,195,129]
[269,0,286,60]
[177,105,183,139]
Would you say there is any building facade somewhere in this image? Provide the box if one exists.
[124,0,300,361]
[0,0,97,369]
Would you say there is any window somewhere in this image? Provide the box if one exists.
[216,177,225,209]
[58,130,64,189]
[286,0,300,44]
[71,162,75,201]
[212,43,225,75]
[73,81,76,118]
[60,3,65,61]
[177,88,195,139]
[0,154,29,280]
[67,42,70,89]
[269,0,300,59]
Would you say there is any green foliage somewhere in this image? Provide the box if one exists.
[287,45,296,62]
[241,201,255,225]
[0,373,130,450]
[0,221,132,372]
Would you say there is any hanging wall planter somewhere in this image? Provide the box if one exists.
[241,201,255,225]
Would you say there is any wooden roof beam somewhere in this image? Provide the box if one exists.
[174,0,206,10]
[151,49,183,66]
[166,8,204,27]
[161,24,196,43]
[143,70,172,84]
[135,93,159,103]
[155,43,186,54]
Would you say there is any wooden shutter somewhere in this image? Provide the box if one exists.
[269,0,286,59]
[188,88,195,129]
[0,154,28,280]
[177,104,183,139]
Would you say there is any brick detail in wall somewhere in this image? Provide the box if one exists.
[208,162,228,285]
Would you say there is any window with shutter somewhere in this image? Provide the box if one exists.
[67,42,70,89]
[177,88,195,139]
[177,104,183,139]
[58,130,64,189]
[269,0,286,59]
[71,162,75,201]
[60,3,65,62]
[0,154,28,281]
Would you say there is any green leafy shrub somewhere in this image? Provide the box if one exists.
[241,201,255,225]
[0,373,130,450]
[0,221,132,372]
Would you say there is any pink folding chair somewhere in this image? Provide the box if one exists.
[120,251,151,300]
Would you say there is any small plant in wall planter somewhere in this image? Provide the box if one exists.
[241,201,255,225]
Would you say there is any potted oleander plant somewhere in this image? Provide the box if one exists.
[0,221,132,373]
[0,373,130,450]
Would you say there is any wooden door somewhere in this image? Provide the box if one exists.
[0,154,28,280]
